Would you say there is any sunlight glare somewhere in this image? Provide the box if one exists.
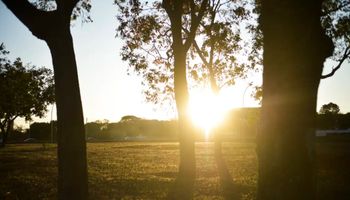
[188,89,231,139]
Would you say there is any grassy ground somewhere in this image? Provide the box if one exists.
[0,141,349,199]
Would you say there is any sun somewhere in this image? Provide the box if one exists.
[188,89,233,139]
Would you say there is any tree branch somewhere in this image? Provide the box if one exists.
[321,46,350,79]
[192,38,210,66]
[2,0,79,40]
[321,2,350,16]
[1,0,59,40]
[183,0,209,51]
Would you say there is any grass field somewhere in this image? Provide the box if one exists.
[0,141,349,199]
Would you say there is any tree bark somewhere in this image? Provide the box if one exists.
[257,0,334,200]
[46,28,88,200]
[174,48,196,179]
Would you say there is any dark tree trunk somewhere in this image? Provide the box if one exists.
[257,0,334,200]
[2,1,88,199]
[0,119,14,148]
[46,28,88,200]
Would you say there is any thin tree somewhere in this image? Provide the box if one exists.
[1,0,91,199]
[188,0,257,157]
[257,0,334,199]
[116,0,209,178]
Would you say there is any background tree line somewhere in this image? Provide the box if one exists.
[20,104,349,143]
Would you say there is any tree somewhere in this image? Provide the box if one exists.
[0,45,54,147]
[319,102,340,114]
[120,115,141,122]
[116,0,257,177]
[116,0,209,179]
[320,0,350,79]
[1,1,91,199]
[187,0,257,157]
[257,0,334,199]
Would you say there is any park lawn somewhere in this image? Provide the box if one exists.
[0,141,349,199]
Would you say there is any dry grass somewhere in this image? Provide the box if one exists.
[0,141,349,199]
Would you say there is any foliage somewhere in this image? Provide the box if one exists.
[85,118,178,140]
[319,102,340,115]
[317,112,350,130]
[28,0,92,23]
[187,0,259,90]
[321,0,350,78]
[0,44,55,143]
[115,0,259,108]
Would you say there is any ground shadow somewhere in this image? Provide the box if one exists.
[215,154,250,200]
[166,173,195,200]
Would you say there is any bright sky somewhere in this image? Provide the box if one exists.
[0,0,349,127]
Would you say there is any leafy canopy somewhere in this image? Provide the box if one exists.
[321,0,350,78]
[116,0,259,108]
[0,43,55,125]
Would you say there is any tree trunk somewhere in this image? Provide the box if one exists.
[0,119,13,148]
[257,1,334,200]
[174,47,196,179]
[46,27,88,200]
[166,0,196,179]
[0,126,6,148]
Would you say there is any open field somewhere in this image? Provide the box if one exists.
[0,141,349,199]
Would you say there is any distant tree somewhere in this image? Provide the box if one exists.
[257,0,334,199]
[1,0,91,199]
[0,45,54,147]
[319,102,340,114]
[30,122,56,141]
[120,115,141,122]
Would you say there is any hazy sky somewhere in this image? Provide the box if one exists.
[1,1,349,125]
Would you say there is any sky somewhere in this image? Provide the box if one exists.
[0,0,349,127]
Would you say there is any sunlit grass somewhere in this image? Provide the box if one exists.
[0,140,349,199]
[0,142,257,199]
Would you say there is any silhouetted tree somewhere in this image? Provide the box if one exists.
[0,45,54,147]
[251,0,349,101]
[187,0,258,157]
[116,0,210,178]
[1,0,91,199]
[319,102,340,115]
[257,0,334,199]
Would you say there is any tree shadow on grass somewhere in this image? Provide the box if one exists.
[166,173,195,200]
[215,154,251,200]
